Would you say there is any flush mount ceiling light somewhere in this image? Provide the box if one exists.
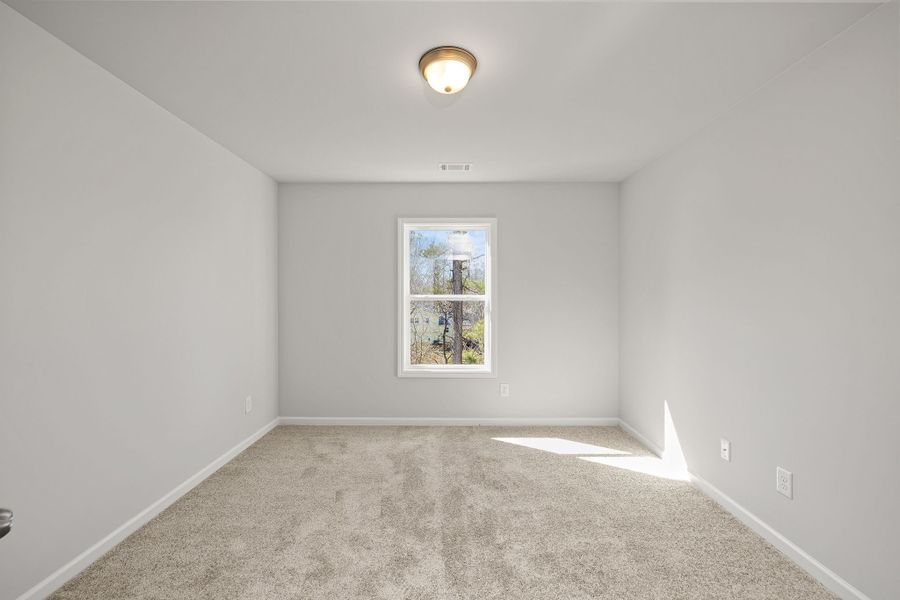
[419,46,477,94]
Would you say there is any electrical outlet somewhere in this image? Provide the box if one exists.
[245,396,253,414]
[499,383,510,397]
[720,438,731,462]
[776,466,793,499]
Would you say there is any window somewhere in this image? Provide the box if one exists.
[399,218,496,377]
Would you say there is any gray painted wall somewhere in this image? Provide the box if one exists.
[0,5,278,598]
[620,5,899,599]
[279,183,619,420]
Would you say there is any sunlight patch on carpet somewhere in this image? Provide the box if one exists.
[578,455,689,481]
[492,437,630,455]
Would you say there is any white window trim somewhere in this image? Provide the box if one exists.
[398,217,497,378]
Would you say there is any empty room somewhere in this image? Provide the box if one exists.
[1,0,898,599]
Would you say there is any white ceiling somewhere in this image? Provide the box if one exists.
[6,1,878,182]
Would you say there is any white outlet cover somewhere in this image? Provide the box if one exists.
[245,396,253,414]
[720,438,731,462]
[500,383,510,397]
[776,466,793,499]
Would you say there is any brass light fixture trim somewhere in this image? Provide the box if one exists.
[419,46,477,94]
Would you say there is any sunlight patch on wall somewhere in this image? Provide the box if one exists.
[663,400,688,475]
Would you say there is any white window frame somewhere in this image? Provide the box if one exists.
[398,218,497,378]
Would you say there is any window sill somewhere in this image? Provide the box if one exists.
[398,368,496,379]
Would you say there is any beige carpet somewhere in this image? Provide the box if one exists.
[52,426,836,599]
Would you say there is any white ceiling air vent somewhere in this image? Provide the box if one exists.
[439,162,472,172]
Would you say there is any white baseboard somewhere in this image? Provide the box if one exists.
[689,473,871,600]
[278,416,621,426]
[18,418,279,600]
[617,418,664,456]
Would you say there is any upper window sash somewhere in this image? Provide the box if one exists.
[403,223,492,296]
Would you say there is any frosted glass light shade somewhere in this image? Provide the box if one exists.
[448,231,473,261]
[419,47,477,95]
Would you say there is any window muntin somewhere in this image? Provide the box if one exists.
[399,219,495,377]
